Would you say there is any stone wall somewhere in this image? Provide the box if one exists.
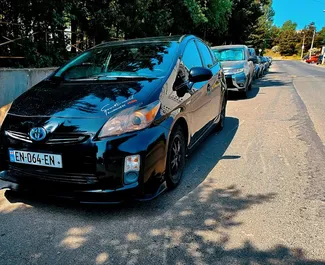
[0,68,57,107]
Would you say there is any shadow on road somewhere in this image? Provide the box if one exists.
[265,71,286,75]
[228,85,260,101]
[1,116,325,264]
[4,117,240,217]
[256,78,292,88]
[1,180,324,264]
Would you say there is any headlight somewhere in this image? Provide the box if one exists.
[231,68,244,74]
[0,103,12,128]
[98,101,161,138]
[224,68,244,75]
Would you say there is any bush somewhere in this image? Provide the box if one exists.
[309,47,321,55]
[271,46,279,53]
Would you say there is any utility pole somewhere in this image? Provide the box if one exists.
[301,33,305,60]
[322,10,325,64]
[309,28,316,58]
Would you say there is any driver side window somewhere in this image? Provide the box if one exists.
[173,40,203,90]
[182,40,203,70]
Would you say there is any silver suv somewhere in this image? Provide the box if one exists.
[212,45,255,98]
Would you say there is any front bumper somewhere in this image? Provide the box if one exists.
[0,116,170,202]
[0,171,142,203]
[225,72,248,91]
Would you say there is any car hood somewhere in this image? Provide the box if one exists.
[220,61,245,69]
[8,78,163,119]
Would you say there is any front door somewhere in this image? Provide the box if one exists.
[179,40,213,145]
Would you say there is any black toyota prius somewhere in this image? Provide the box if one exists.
[0,35,227,203]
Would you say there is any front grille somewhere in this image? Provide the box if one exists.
[48,134,88,144]
[9,165,99,185]
[5,130,88,144]
[226,77,234,88]
[5,131,32,143]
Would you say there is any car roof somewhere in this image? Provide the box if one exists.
[211,44,248,50]
[94,35,193,48]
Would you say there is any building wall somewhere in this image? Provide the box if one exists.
[0,68,57,108]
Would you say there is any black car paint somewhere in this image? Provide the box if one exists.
[0,35,226,202]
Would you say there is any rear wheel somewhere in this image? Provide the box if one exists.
[216,96,227,132]
[165,127,186,189]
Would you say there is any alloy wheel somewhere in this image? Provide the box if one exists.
[166,128,186,189]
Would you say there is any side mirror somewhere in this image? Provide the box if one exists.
[189,67,213,83]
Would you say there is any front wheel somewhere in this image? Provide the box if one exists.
[165,126,186,189]
[248,81,252,91]
[240,90,248,99]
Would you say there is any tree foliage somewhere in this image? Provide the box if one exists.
[277,20,299,56]
[224,0,272,45]
[0,0,271,67]
[269,20,325,57]
[246,2,274,54]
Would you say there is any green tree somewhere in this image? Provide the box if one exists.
[0,0,270,67]
[315,27,325,48]
[278,21,298,56]
[247,2,275,53]
[0,0,71,67]
[281,20,297,32]
[269,25,281,47]
[224,0,272,44]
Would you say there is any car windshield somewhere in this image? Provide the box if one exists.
[54,42,178,80]
[213,48,245,61]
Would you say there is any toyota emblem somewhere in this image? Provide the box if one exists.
[29,127,47,141]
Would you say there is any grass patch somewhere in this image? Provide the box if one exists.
[264,49,301,61]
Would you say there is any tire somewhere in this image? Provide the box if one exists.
[216,96,227,132]
[165,126,186,189]
[241,90,248,99]
[248,81,252,91]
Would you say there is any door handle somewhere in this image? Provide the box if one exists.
[207,84,211,95]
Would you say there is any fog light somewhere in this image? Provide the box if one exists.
[124,155,140,185]
[124,172,139,185]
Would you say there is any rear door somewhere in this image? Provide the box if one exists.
[195,40,222,121]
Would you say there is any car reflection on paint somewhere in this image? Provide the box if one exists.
[0,35,227,203]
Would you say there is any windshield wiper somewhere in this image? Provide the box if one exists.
[66,75,158,82]
[66,77,100,81]
[97,75,157,80]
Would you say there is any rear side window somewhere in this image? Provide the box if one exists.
[182,40,203,70]
[249,48,256,57]
[196,41,214,68]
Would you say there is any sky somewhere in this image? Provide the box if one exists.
[273,0,325,30]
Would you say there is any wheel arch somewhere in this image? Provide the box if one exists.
[162,116,190,173]
[164,116,189,188]
[171,117,189,147]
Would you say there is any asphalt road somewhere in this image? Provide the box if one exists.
[0,60,325,265]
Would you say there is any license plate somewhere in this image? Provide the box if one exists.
[9,150,63,168]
